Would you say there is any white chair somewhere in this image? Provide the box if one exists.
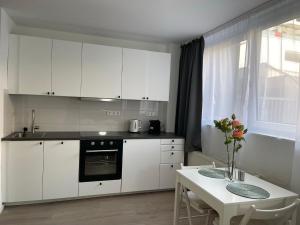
[179,163,217,225]
[239,199,300,225]
[213,199,300,225]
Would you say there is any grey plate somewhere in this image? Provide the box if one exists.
[198,168,225,179]
[226,183,270,199]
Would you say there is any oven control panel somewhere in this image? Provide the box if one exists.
[81,139,123,150]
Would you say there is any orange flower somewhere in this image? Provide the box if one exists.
[232,120,241,128]
[233,130,244,138]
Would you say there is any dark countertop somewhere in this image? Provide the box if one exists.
[2,131,184,141]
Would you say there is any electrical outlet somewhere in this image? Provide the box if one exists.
[105,110,121,116]
[145,111,156,117]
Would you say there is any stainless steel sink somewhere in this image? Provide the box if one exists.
[12,132,46,139]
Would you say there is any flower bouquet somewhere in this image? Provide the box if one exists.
[214,114,247,181]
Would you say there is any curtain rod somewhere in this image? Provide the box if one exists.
[182,0,284,45]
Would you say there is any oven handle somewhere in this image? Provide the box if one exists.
[85,149,118,153]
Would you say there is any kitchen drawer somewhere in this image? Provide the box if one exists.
[159,163,181,189]
[160,139,184,145]
[160,144,184,151]
[160,151,184,164]
[79,180,121,197]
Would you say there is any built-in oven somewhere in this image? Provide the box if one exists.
[79,139,123,182]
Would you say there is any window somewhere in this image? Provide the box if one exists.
[203,14,300,140]
[251,19,300,139]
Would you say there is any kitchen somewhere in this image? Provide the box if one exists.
[0,1,300,225]
[1,32,185,201]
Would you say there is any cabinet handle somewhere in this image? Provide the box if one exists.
[124,140,127,143]
[171,165,174,168]
[61,141,64,144]
[52,92,55,95]
[171,146,174,149]
[171,152,174,155]
[39,142,43,145]
[146,97,149,100]
[47,92,50,95]
[142,97,145,100]
[118,96,121,98]
[99,182,102,186]
[172,140,175,143]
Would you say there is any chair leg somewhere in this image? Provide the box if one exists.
[183,187,193,225]
[207,211,217,225]
[205,213,210,225]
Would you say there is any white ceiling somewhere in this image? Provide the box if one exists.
[0,0,271,43]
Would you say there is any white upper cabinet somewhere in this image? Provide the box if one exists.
[8,34,171,101]
[122,48,147,100]
[52,40,82,97]
[147,51,171,101]
[81,43,122,99]
[43,141,79,200]
[122,48,171,101]
[10,35,52,95]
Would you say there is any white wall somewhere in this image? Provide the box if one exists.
[166,44,181,132]
[189,125,295,188]
[0,9,15,210]
[11,95,167,132]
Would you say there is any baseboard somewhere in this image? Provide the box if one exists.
[3,189,174,206]
[0,204,4,213]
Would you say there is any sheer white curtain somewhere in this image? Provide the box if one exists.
[202,20,250,125]
[202,0,300,212]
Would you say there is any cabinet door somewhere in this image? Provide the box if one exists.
[43,141,79,200]
[79,180,121,197]
[7,141,43,202]
[52,40,82,97]
[18,35,52,95]
[161,151,184,164]
[122,48,147,100]
[121,139,160,192]
[147,52,171,101]
[159,164,180,189]
[82,43,122,99]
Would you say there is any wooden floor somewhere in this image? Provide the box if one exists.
[0,191,206,225]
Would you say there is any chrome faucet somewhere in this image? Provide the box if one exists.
[31,109,39,133]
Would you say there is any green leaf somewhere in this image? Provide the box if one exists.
[224,139,232,145]
[237,125,244,131]
[243,129,248,134]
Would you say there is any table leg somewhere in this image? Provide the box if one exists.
[173,176,181,225]
[218,208,234,225]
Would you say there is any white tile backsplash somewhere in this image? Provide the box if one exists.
[10,95,167,132]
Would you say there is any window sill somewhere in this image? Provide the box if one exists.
[247,131,295,142]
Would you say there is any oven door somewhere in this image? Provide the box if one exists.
[79,147,122,182]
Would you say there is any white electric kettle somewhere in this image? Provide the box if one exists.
[129,119,142,133]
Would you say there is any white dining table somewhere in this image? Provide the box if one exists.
[173,169,298,225]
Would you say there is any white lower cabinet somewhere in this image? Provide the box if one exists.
[122,139,160,192]
[159,139,185,189]
[7,141,44,202]
[160,151,184,164]
[159,164,181,189]
[79,180,121,197]
[43,141,79,200]
[5,138,184,203]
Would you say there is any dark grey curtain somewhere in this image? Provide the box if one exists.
[175,37,205,153]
